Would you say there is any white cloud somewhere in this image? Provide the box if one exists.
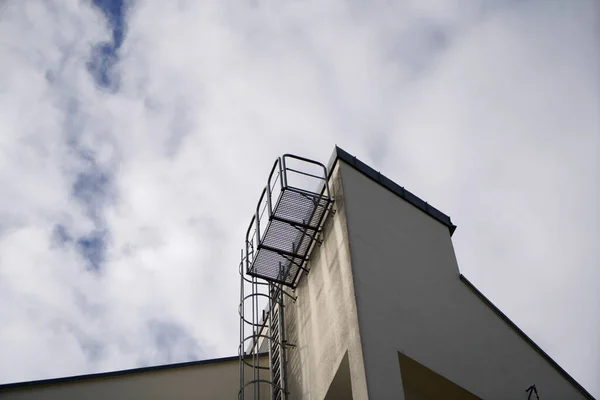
[0,0,598,396]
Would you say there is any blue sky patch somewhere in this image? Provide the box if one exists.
[88,0,126,88]
[77,231,107,271]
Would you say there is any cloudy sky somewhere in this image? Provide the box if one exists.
[0,0,598,396]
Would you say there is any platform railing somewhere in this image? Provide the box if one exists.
[244,154,331,287]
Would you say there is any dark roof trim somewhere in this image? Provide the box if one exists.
[0,353,268,391]
[460,274,595,400]
[327,146,457,235]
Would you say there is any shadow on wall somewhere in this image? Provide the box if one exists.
[324,352,353,400]
[399,352,481,400]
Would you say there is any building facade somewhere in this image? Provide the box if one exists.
[0,147,594,399]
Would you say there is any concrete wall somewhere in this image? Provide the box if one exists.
[285,163,369,400]
[338,160,589,400]
[0,356,269,400]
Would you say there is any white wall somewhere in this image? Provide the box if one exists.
[285,163,369,400]
[0,356,270,400]
[339,160,590,400]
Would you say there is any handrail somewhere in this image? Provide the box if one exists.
[255,187,267,246]
[282,153,331,199]
[245,215,256,274]
[266,158,282,217]
[284,167,327,182]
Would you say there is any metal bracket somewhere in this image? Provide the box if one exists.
[315,233,324,246]
[282,289,297,303]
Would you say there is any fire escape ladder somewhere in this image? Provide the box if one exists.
[268,284,286,400]
[239,154,333,400]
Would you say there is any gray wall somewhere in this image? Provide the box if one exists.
[338,160,589,400]
[285,163,369,400]
[0,357,270,400]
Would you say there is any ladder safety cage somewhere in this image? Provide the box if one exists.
[239,253,275,399]
[239,247,291,400]
[245,154,333,288]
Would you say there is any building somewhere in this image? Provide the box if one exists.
[0,147,594,399]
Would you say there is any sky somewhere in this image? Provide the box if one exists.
[0,0,598,396]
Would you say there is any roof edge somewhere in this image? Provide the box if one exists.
[327,146,457,235]
[460,274,595,400]
[0,353,269,391]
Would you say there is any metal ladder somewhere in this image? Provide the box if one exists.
[269,284,287,400]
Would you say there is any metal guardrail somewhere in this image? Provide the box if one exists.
[244,154,332,288]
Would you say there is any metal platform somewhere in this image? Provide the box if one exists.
[245,155,332,288]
